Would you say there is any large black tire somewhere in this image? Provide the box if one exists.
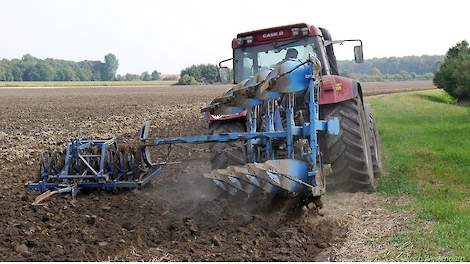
[364,104,384,179]
[209,121,246,169]
[319,96,376,192]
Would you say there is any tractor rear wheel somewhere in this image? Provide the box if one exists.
[364,104,383,179]
[319,96,376,192]
[209,121,247,169]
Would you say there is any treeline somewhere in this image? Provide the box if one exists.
[115,70,163,81]
[0,54,119,81]
[346,70,434,82]
[338,55,444,75]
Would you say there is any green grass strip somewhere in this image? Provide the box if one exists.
[368,90,470,260]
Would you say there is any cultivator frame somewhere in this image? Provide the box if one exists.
[141,58,339,197]
[25,137,160,196]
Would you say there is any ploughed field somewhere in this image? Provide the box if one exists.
[0,81,434,261]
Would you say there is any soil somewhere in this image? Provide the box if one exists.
[0,82,430,261]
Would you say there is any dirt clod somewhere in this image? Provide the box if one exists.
[211,235,222,247]
[84,215,97,225]
[14,244,30,255]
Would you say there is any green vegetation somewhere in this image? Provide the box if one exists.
[0,54,163,82]
[116,70,162,82]
[368,90,470,260]
[339,55,443,82]
[434,40,470,101]
[346,69,434,82]
[177,74,199,85]
[0,54,119,81]
[0,80,176,88]
[178,64,218,85]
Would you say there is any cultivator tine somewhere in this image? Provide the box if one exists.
[204,170,239,195]
[31,190,58,205]
[139,121,151,141]
[204,159,313,196]
[225,166,260,194]
[258,160,313,193]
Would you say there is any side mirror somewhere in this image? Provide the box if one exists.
[218,58,233,84]
[354,45,364,63]
[218,67,231,84]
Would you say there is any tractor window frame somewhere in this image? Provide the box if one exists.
[232,36,329,83]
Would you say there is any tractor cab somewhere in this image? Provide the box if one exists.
[219,23,364,84]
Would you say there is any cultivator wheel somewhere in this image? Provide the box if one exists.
[38,151,64,181]
[27,136,160,197]
[107,148,119,180]
[320,95,376,192]
[132,145,144,180]
[118,146,134,181]
[106,143,148,182]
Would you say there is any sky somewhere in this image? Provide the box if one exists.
[1,0,469,74]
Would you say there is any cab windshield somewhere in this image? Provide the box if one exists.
[233,37,328,83]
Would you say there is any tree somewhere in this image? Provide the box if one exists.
[140,71,151,81]
[177,74,199,85]
[102,53,119,81]
[423,72,434,80]
[56,67,77,81]
[76,61,94,81]
[434,40,470,101]
[0,66,6,81]
[35,62,55,81]
[11,63,23,81]
[125,73,140,81]
[151,70,161,80]
[371,67,382,76]
[180,64,218,84]
[115,74,125,81]
[399,70,412,80]
[92,63,104,81]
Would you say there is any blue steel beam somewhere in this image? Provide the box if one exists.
[151,119,338,146]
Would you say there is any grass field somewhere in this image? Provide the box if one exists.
[368,90,470,261]
[0,80,177,87]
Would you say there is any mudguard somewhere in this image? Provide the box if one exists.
[319,75,361,105]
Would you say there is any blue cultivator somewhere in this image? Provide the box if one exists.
[25,136,159,200]
[26,56,339,203]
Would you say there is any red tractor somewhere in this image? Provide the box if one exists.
[208,23,383,192]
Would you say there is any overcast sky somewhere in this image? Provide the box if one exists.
[1,0,468,74]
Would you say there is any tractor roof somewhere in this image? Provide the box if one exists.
[233,23,322,48]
